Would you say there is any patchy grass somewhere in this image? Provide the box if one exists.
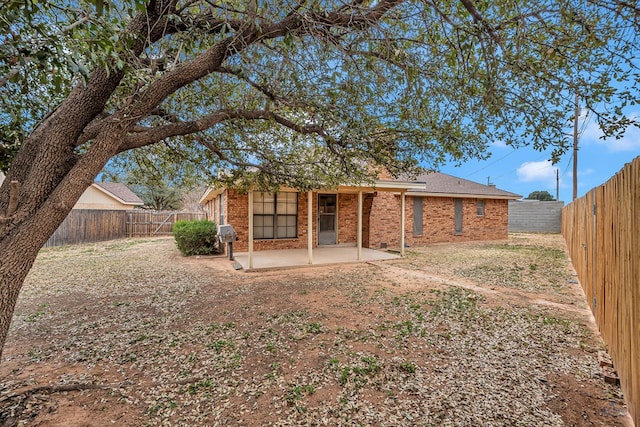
[397,236,570,293]
[455,243,568,291]
[0,235,628,427]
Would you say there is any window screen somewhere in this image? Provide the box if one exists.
[253,192,298,239]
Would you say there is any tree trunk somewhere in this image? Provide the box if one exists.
[0,122,128,360]
[0,5,184,361]
[0,231,44,361]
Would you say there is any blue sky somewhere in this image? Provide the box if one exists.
[437,109,640,202]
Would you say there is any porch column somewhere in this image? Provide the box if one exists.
[357,190,363,260]
[307,191,313,264]
[248,190,254,269]
[400,191,405,257]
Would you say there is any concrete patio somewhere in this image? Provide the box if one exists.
[232,246,400,271]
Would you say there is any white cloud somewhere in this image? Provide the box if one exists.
[491,139,508,148]
[517,160,556,182]
[581,112,640,152]
[516,160,564,190]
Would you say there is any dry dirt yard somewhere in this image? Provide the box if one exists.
[0,233,632,427]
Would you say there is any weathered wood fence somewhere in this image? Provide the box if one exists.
[125,210,208,237]
[44,209,207,247]
[562,156,639,426]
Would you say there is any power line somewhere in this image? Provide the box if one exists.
[563,152,573,175]
[487,152,552,182]
[466,148,518,177]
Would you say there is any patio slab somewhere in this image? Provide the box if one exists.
[232,246,400,271]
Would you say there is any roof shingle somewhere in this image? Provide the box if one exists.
[94,182,144,205]
[409,171,521,199]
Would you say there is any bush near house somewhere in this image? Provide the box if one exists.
[173,220,219,256]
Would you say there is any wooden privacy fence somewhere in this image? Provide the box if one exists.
[125,210,207,237]
[562,156,640,426]
[44,209,207,247]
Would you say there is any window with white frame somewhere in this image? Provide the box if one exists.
[476,199,485,216]
[253,192,298,239]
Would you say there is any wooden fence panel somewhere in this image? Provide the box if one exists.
[43,209,208,247]
[562,156,640,426]
[125,211,208,237]
[44,210,127,247]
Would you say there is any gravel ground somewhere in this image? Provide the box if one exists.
[0,234,631,426]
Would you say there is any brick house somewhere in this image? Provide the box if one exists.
[200,172,520,264]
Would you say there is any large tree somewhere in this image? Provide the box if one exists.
[0,0,638,357]
[526,190,556,201]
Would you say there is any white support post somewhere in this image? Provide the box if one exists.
[307,191,313,264]
[357,191,363,260]
[400,192,406,257]
[248,191,254,269]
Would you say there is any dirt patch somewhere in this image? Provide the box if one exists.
[0,235,632,426]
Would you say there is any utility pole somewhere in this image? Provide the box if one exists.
[573,93,579,200]
[556,168,560,201]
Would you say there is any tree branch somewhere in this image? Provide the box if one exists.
[218,66,281,102]
[124,0,407,121]
[0,16,90,89]
[459,0,502,45]
[75,113,111,146]
[119,109,330,152]
[191,134,267,171]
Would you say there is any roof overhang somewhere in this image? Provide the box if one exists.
[337,180,426,193]
[92,183,144,206]
[199,180,426,204]
[199,186,225,204]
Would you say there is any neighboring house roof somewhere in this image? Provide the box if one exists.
[407,171,521,199]
[93,182,144,205]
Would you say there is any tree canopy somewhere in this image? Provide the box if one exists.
[2,0,638,187]
[525,190,556,201]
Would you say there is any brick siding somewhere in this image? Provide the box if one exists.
[337,193,358,244]
[406,196,508,245]
[368,191,401,248]
[368,194,508,248]
[213,189,509,252]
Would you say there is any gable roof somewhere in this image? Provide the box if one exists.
[200,171,520,203]
[93,182,144,205]
[407,171,521,199]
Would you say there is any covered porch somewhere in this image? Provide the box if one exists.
[234,246,400,271]
[244,180,425,269]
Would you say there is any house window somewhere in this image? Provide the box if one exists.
[413,197,423,236]
[253,192,298,239]
[477,199,485,217]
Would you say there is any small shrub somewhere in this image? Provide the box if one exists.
[173,220,219,256]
